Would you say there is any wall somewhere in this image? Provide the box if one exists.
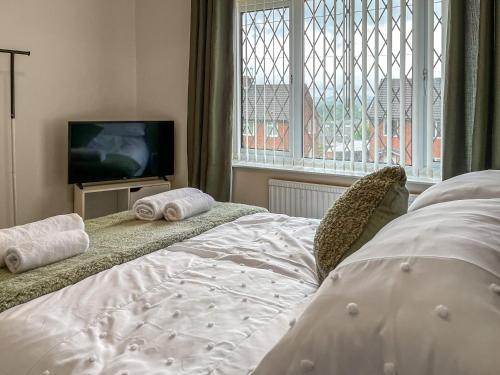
[233,167,358,208]
[0,0,192,228]
[135,0,191,189]
[0,0,138,228]
[232,167,430,209]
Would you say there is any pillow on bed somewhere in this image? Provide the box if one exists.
[314,166,408,283]
[254,198,500,375]
[409,170,500,212]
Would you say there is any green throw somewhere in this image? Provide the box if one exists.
[0,202,267,313]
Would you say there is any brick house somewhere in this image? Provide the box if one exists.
[240,82,319,153]
[367,78,442,165]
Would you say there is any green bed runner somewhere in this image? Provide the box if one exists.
[0,202,267,313]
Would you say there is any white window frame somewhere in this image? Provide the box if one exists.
[242,122,255,137]
[233,0,447,182]
[434,119,441,138]
[266,121,279,138]
[384,119,399,138]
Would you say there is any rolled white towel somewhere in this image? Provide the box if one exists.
[163,192,215,221]
[133,187,203,221]
[0,213,84,268]
[5,230,90,274]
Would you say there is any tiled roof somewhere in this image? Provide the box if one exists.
[242,84,291,122]
[367,78,442,121]
[241,78,442,124]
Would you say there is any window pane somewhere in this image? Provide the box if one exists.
[432,1,444,164]
[303,0,417,167]
[240,5,290,156]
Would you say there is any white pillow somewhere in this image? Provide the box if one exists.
[253,199,500,375]
[409,170,500,211]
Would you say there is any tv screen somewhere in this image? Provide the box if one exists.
[68,121,174,184]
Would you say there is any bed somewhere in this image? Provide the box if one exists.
[0,210,319,375]
[2,171,500,375]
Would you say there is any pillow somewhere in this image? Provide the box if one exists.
[253,199,500,375]
[314,166,408,283]
[409,170,500,212]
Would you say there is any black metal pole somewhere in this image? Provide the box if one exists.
[0,48,30,56]
[1,48,30,225]
[10,53,14,119]
[0,49,30,119]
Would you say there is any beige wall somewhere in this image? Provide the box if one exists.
[0,0,191,228]
[232,167,430,209]
[0,0,138,228]
[135,0,191,189]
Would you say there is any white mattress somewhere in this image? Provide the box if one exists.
[0,213,319,375]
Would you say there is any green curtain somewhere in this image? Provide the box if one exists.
[187,0,235,201]
[443,0,500,179]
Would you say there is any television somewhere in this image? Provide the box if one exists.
[68,121,174,184]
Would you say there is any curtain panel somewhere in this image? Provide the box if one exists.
[187,0,235,201]
[443,0,500,179]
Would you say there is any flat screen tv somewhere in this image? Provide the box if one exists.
[68,121,174,184]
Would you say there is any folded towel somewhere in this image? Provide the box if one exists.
[4,230,89,274]
[163,192,215,221]
[133,187,203,221]
[0,213,84,268]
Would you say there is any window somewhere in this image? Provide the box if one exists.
[434,119,441,138]
[384,120,399,137]
[267,121,279,137]
[234,0,447,181]
[242,123,255,136]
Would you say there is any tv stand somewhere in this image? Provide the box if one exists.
[74,179,171,219]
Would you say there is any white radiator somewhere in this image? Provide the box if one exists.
[269,179,418,219]
[269,179,348,219]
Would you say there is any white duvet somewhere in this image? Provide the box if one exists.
[0,213,319,375]
[254,199,500,375]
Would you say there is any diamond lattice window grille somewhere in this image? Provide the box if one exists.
[432,1,443,162]
[303,0,420,166]
[240,5,290,155]
[235,0,445,180]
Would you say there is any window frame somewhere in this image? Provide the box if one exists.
[266,121,279,138]
[242,122,255,137]
[233,0,447,181]
[383,119,400,138]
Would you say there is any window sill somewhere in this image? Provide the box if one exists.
[232,160,437,191]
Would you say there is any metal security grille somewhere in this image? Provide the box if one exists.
[238,1,291,164]
[234,0,447,181]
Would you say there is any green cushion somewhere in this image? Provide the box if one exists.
[314,166,409,283]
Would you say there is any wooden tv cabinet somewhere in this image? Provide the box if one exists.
[74,179,171,219]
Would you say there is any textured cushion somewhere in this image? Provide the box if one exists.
[253,199,500,375]
[409,170,500,212]
[314,166,408,283]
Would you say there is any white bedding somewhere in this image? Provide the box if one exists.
[0,213,319,375]
[254,199,500,375]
